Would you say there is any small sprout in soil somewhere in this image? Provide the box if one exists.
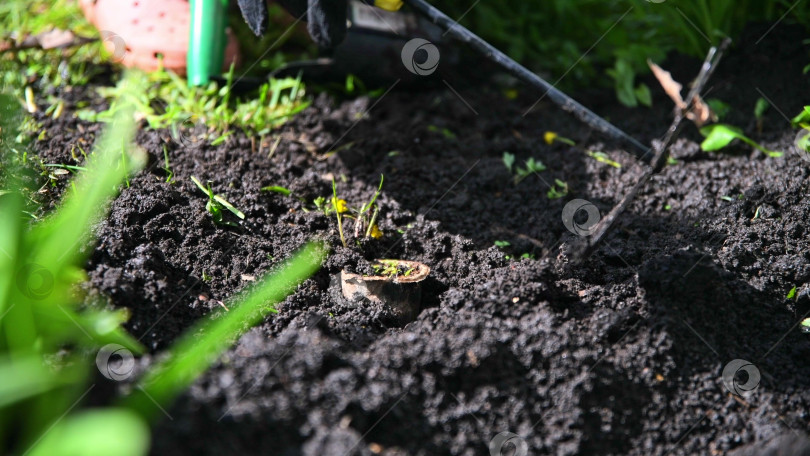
[752,206,762,220]
[503,152,516,172]
[190,176,245,227]
[261,185,291,196]
[520,252,536,260]
[754,97,770,133]
[506,156,546,184]
[547,179,569,199]
[427,125,456,140]
[664,204,672,211]
[544,131,576,146]
[587,151,621,168]
[720,195,734,202]
[700,124,783,157]
[202,271,212,282]
[162,145,174,183]
[706,99,731,121]
[372,259,415,278]
[801,318,810,334]
[494,240,511,248]
[787,286,797,300]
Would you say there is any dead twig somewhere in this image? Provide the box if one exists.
[568,38,732,262]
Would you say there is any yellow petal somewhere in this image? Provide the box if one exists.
[374,0,403,11]
[370,224,383,239]
[544,131,558,145]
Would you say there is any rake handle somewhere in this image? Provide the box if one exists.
[402,0,651,161]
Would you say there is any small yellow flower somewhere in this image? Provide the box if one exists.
[332,197,348,214]
[369,224,383,239]
[544,131,558,145]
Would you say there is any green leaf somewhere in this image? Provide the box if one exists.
[699,124,783,157]
[634,83,652,107]
[261,186,291,196]
[502,152,515,171]
[754,97,770,120]
[27,409,149,456]
[706,99,731,120]
[791,106,810,127]
[699,124,743,151]
[787,286,797,300]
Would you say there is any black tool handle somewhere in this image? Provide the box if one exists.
[402,0,651,161]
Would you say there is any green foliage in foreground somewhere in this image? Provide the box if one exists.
[0,75,326,455]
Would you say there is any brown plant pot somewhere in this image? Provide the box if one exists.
[340,259,430,323]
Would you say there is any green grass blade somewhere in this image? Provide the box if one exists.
[120,241,328,420]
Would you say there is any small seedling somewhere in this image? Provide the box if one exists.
[494,240,511,248]
[503,152,516,172]
[587,151,621,168]
[787,286,797,300]
[706,98,731,120]
[544,131,576,146]
[547,179,569,199]
[427,125,457,139]
[372,259,414,278]
[801,318,810,334]
[261,185,291,196]
[791,106,810,127]
[700,124,783,157]
[754,97,769,133]
[162,145,174,183]
[190,176,245,226]
[505,155,547,184]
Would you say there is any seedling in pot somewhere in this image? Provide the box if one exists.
[190,176,245,227]
[340,259,430,323]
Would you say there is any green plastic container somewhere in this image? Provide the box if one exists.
[187,0,229,86]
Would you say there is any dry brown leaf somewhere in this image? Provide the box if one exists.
[648,59,686,109]
[684,94,716,127]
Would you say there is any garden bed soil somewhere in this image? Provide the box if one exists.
[30,22,810,455]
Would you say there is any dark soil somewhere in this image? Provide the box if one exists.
[29,23,810,455]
